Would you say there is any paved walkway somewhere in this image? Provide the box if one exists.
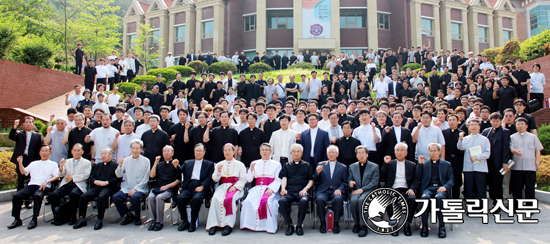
[26,91,74,120]
[0,200,548,244]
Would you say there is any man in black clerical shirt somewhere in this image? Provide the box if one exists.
[261,105,280,142]
[442,114,463,199]
[279,143,314,236]
[204,111,239,163]
[334,121,361,167]
[141,115,170,167]
[273,51,282,70]
[75,44,84,75]
[481,112,510,206]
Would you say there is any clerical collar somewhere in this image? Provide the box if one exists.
[195,159,203,163]
[432,160,438,164]
[329,161,336,165]
[294,161,300,164]
[520,132,525,135]
[359,161,367,166]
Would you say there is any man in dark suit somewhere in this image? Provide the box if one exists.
[387,74,404,97]
[9,117,43,191]
[75,44,84,75]
[187,50,196,62]
[297,113,330,167]
[175,143,215,232]
[439,66,452,92]
[348,146,379,237]
[314,145,349,234]
[134,53,143,76]
[481,112,510,205]
[381,143,418,237]
[381,112,414,161]
[416,143,454,238]
[205,51,213,65]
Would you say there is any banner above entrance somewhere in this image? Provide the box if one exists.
[302,0,331,39]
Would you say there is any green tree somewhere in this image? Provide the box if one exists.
[12,34,58,68]
[130,23,164,73]
[0,20,21,59]
[76,0,121,61]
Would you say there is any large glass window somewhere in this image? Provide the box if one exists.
[478,27,488,43]
[128,34,137,47]
[503,30,512,42]
[267,11,293,29]
[175,26,185,43]
[203,20,213,39]
[530,5,550,37]
[340,10,366,28]
[151,29,160,46]
[244,15,256,32]
[451,23,461,40]
[378,13,390,30]
[421,18,433,36]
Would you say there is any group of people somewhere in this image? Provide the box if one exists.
[7,46,545,239]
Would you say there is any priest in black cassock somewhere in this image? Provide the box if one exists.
[334,121,361,167]
[169,109,194,162]
[204,111,239,163]
[238,113,266,167]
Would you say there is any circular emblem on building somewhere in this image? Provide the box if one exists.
[310,24,323,36]
[361,188,409,234]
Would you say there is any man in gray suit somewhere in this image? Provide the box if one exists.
[348,145,379,237]
[381,143,418,237]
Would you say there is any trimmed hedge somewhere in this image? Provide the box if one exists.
[167,65,194,77]
[0,151,16,191]
[209,61,238,75]
[401,63,423,71]
[538,155,550,187]
[520,29,550,61]
[249,63,272,73]
[132,75,166,89]
[289,62,315,70]
[146,68,178,82]
[538,124,550,155]
[115,82,141,95]
[187,60,209,73]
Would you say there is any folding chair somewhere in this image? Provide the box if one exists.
[277,187,316,229]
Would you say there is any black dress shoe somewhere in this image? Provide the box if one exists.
[68,217,77,226]
[73,218,87,229]
[208,227,217,235]
[94,220,103,230]
[352,224,360,233]
[134,218,142,226]
[438,226,446,238]
[148,222,157,231]
[154,222,163,231]
[7,219,22,229]
[420,225,429,237]
[27,219,37,229]
[391,231,399,236]
[178,221,190,231]
[403,222,412,236]
[358,226,368,237]
[333,222,340,234]
[296,225,304,236]
[221,226,232,236]
[120,214,135,226]
[188,223,196,232]
[285,225,295,236]
[320,222,326,234]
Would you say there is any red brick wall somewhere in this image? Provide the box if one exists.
[0,108,47,129]
[532,108,550,127]
[0,59,81,109]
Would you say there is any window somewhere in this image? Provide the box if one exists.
[530,5,550,37]
[478,27,488,43]
[175,25,185,43]
[378,13,390,30]
[503,30,512,42]
[151,29,160,46]
[128,33,137,47]
[340,10,366,28]
[244,15,256,32]
[451,23,461,39]
[267,11,293,29]
[202,20,213,39]
[421,18,433,36]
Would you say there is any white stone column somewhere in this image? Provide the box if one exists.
[195,8,203,53]
[185,7,196,54]
[493,13,504,48]
[468,9,479,54]
[366,0,378,50]
[212,3,225,54]
[487,12,495,49]
[410,0,422,48]
[123,22,128,53]
[168,13,176,58]
[461,10,469,52]
[256,0,267,54]
[440,6,452,51]
[293,0,302,54]
[433,4,441,51]
[331,0,340,54]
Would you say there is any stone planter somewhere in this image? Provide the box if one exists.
[536,189,550,204]
[0,189,16,202]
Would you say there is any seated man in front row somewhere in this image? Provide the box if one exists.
[348,145,379,237]
[9,145,59,230]
[279,143,314,236]
[74,148,119,230]
[417,143,454,239]
[48,143,92,226]
[381,142,418,237]
[314,145,349,234]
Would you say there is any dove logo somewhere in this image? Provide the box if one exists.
[361,188,408,234]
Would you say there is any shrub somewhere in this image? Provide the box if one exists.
[401,63,423,71]
[537,155,550,186]
[0,22,18,59]
[289,62,315,70]
[115,82,141,95]
[167,65,195,77]
[0,151,17,191]
[187,60,209,73]
[520,29,550,61]
[145,68,178,82]
[54,63,62,70]
[131,75,166,89]
[12,34,56,68]
[209,61,238,75]
[249,63,272,73]
[54,56,63,63]
[33,120,47,136]
[481,47,502,65]
[538,124,550,155]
